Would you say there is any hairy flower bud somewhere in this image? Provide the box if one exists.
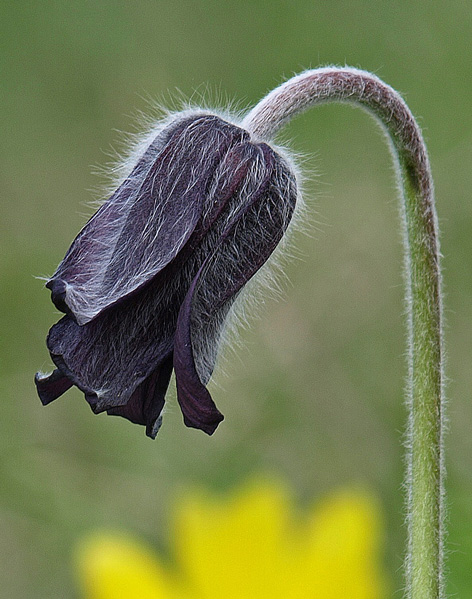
[36,112,297,438]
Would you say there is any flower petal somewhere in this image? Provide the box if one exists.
[36,121,260,437]
[44,272,178,416]
[48,115,246,325]
[174,143,296,434]
[37,115,298,438]
[173,275,225,435]
[74,531,180,599]
[174,479,296,599]
[106,354,174,439]
[35,368,73,405]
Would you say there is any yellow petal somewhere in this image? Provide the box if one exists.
[299,488,388,599]
[74,531,180,599]
[74,482,389,599]
[173,479,298,599]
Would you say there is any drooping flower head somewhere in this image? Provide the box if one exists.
[35,112,298,438]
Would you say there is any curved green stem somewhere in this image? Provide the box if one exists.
[243,68,444,599]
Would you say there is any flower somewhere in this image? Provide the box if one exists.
[35,113,297,438]
[74,479,389,599]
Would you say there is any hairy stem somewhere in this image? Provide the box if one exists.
[243,67,444,598]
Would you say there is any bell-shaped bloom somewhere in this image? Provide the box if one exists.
[35,113,297,437]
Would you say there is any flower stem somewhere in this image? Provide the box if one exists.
[243,68,445,599]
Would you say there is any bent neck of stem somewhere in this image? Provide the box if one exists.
[243,67,444,599]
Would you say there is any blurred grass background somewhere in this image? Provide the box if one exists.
[1,0,472,596]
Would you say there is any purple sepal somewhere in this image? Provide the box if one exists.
[107,355,174,439]
[35,369,73,405]
[47,116,246,325]
[174,143,296,434]
[174,276,224,435]
[35,113,297,438]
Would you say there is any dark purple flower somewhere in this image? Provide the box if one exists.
[35,112,297,438]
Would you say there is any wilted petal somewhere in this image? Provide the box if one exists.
[174,143,296,434]
[48,115,246,325]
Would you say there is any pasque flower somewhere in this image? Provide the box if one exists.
[35,112,297,438]
[75,480,389,599]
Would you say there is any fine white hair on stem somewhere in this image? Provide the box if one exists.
[243,67,445,599]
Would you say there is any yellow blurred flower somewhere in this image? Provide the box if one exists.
[75,480,389,599]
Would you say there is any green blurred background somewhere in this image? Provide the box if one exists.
[2,1,472,596]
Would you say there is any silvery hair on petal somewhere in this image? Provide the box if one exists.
[36,108,302,438]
